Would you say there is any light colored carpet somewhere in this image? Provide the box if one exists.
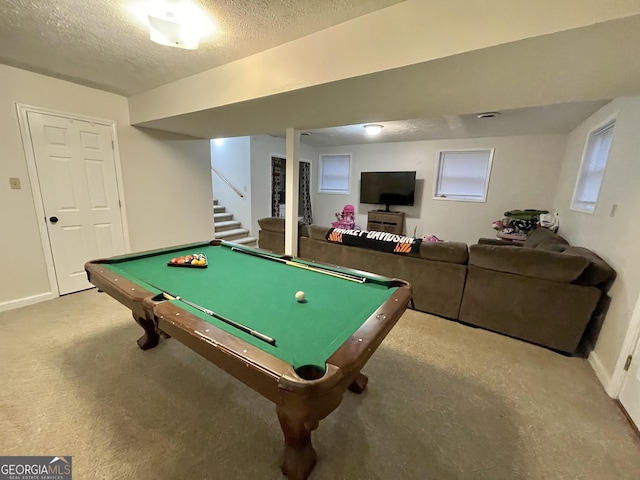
[1,289,639,479]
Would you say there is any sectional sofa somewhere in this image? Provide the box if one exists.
[256,218,615,356]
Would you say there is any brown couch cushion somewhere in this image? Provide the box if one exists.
[417,242,468,264]
[524,228,569,249]
[469,244,589,283]
[308,225,330,240]
[562,246,615,286]
[536,242,568,252]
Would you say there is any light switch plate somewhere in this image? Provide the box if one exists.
[9,177,21,190]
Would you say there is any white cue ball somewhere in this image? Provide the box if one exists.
[295,291,305,302]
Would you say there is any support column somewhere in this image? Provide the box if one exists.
[284,128,300,256]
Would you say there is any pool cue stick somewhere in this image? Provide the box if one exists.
[231,246,366,283]
[230,247,366,283]
[288,260,366,283]
[162,292,276,346]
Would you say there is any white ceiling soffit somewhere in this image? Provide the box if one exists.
[133,15,640,141]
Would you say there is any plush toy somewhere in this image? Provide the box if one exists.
[492,219,506,231]
[423,235,441,242]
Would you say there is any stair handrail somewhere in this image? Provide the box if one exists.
[211,166,244,198]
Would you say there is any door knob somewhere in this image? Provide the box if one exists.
[49,216,59,224]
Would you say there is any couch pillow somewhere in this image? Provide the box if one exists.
[524,228,569,249]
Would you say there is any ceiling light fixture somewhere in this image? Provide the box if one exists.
[140,0,215,50]
[476,112,501,119]
[364,124,383,135]
[213,138,224,146]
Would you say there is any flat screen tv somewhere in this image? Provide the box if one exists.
[360,171,416,212]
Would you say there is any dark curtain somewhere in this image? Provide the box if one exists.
[270,157,313,224]
[299,161,313,224]
[271,156,284,217]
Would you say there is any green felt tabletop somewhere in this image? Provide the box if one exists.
[101,242,396,369]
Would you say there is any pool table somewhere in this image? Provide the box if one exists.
[85,239,411,479]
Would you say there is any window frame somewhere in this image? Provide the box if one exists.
[318,153,351,195]
[433,148,494,203]
[570,117,616,214]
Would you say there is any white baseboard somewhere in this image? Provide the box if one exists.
[0,292,56,313]
[588,350,617,397]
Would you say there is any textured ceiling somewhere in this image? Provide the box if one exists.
[0,0,404,95]
[1,1,638,145]
[282,101,610,146]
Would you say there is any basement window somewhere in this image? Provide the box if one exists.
[319,154,351,194]
[571,119,615,214]
[434,149,493,202]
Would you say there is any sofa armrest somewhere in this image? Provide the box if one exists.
[258,217,286,233]
[468,244,589,283]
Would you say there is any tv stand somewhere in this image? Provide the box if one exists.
[367,211,405,234]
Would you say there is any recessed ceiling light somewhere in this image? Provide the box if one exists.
[364,124,383,135]
[476,112,501,119]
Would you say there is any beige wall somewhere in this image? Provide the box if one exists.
[211,137,252,234]
[553,96,640,383]
[0,64,212,309]
[313,135,567,245]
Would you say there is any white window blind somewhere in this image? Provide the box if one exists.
[435,150,492,202]
[319,154,351,193]
[571,120,615,213]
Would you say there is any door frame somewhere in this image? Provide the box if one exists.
[610,293,640,396]
[15,103,131,297]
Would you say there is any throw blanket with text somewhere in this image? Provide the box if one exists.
[326,228,422,254]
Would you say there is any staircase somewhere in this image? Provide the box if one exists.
[213,200,257,247]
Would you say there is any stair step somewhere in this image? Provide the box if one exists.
[215,228,249,240]
[215,220,241,231]
[214,205,226,213]
[214,212,233,221]
[228,236,257,247]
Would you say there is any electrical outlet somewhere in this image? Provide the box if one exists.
[9,177,21,190]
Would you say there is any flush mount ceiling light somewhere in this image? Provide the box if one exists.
[135,0,215,49]
[476,112,501,119]
[364,124,383,135]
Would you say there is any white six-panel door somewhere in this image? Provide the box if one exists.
[27,111,125,294]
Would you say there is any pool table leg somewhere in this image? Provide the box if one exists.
[348,372,369,394]
[277,407,318,480]
[133,313,160,350]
